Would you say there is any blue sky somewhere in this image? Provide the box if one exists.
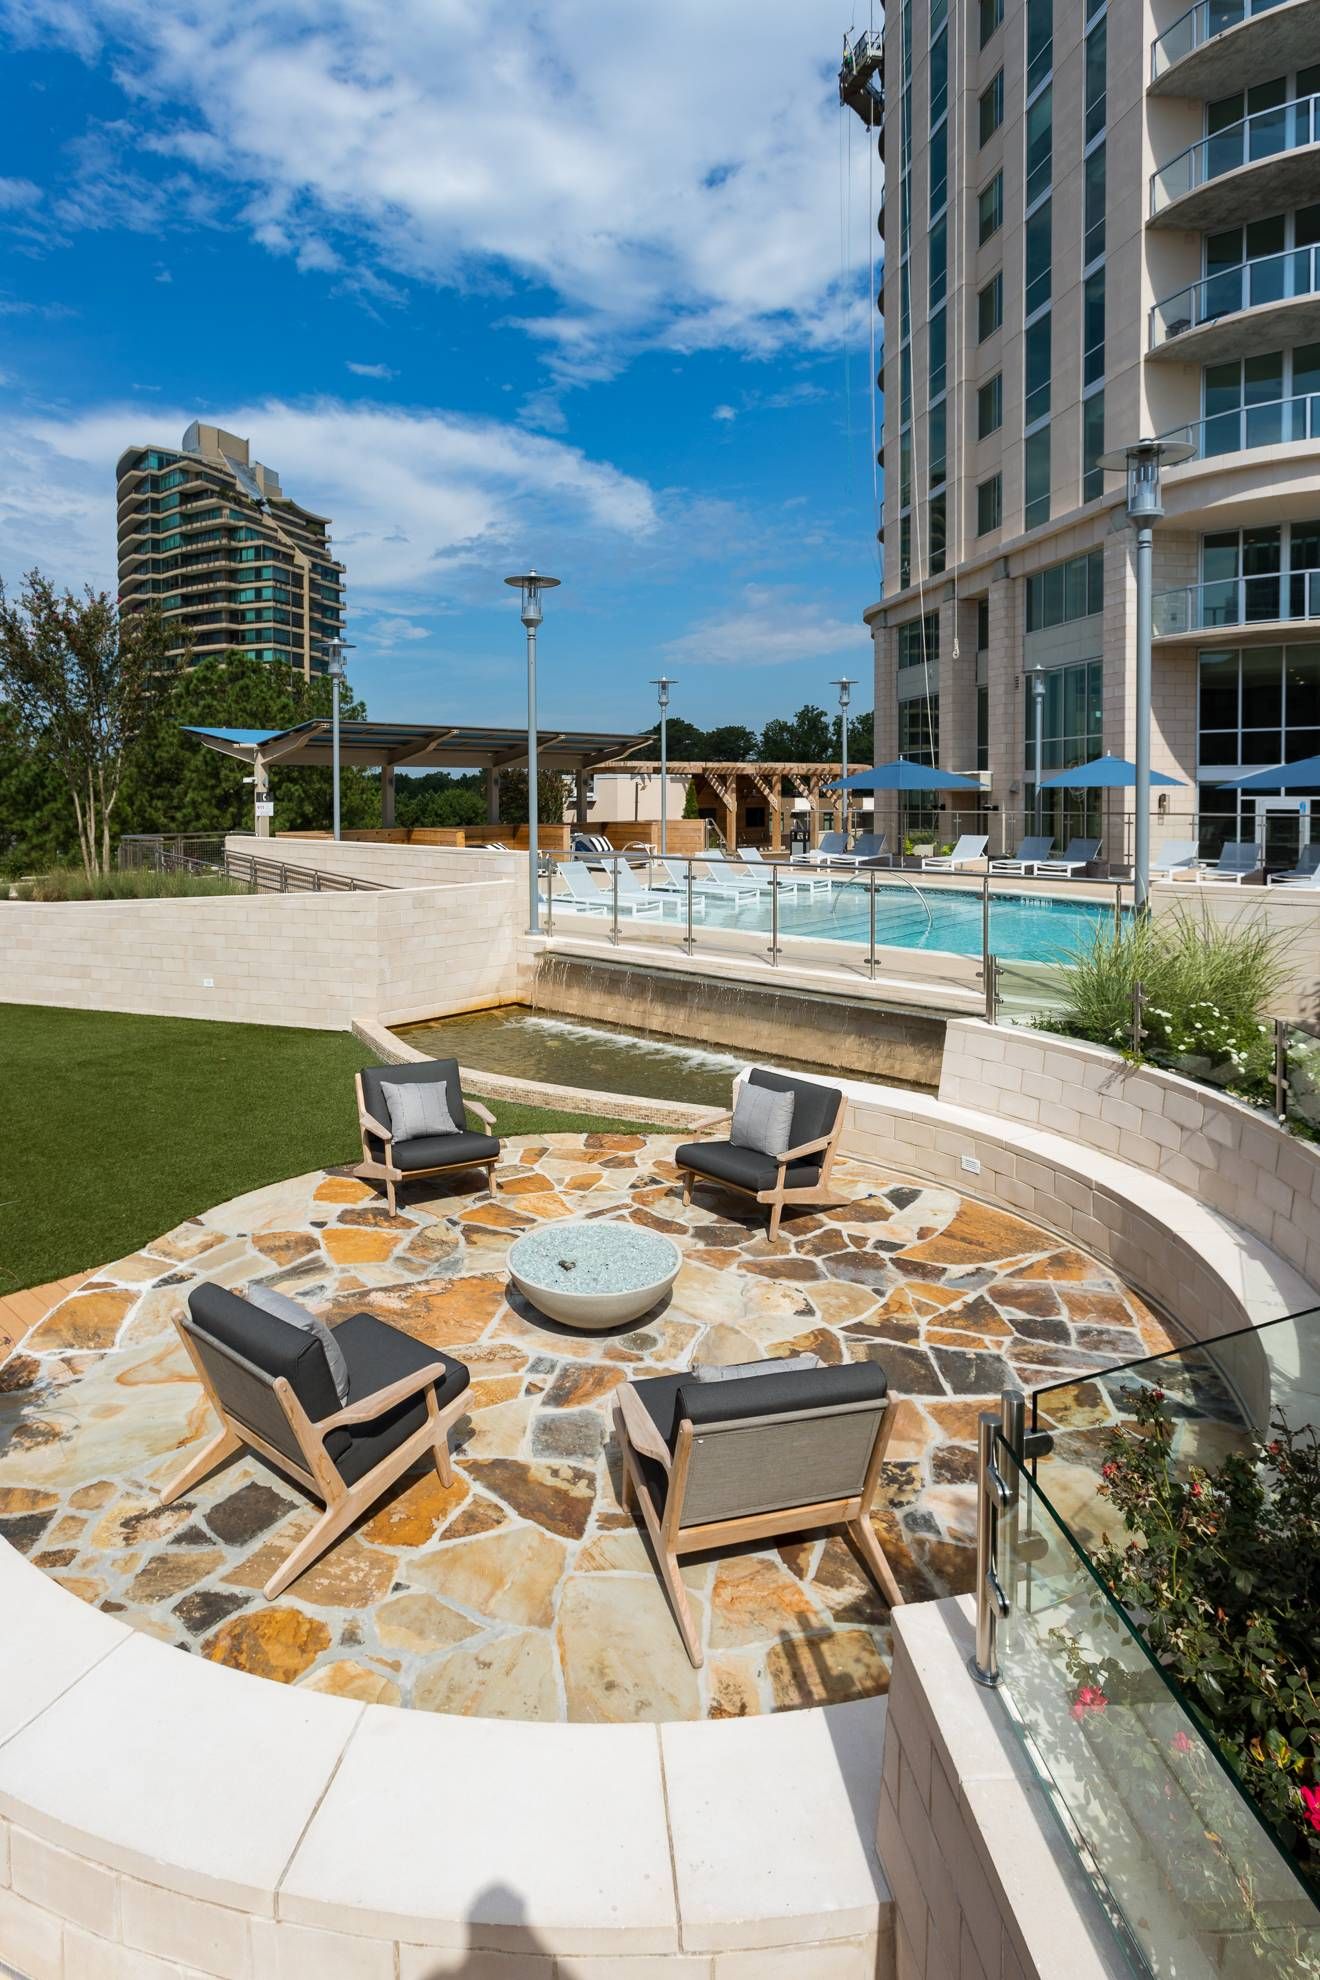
[0,1,883,734]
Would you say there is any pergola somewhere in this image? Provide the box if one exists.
[184,721,650,836]
[596,760,852,850]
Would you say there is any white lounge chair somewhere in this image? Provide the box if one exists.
[988,835,1054,875]
[1150,840,1201,881]
[1196,840,1262,885]
[560,860,663,917]
[653,858,755,904]
[819,831,893,870]
[1268,845,1320,887]
[737,847,833,895]
[921,834,989,872]
[795,831,850,867]
[1033,837,1102,879]
[615,860,704,918]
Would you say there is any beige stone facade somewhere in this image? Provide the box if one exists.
[859,0,1320,865]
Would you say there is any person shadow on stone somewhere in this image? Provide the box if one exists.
[406,1881,556,1977]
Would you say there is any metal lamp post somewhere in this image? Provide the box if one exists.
[325,639,354,842]
[504,570,561,934]
[1031,667,1046,837]
[1098,437,1194,911]
[830,676,858,840]
[650,675,677,856]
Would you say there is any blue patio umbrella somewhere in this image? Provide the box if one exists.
[1216,752,1320,792]
[1037,753,1184,790]
[826,757,982,792]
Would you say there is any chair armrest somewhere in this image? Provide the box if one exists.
[316,1359,456,1429]
[358,1105,393,1142]
[466,1097,497,1129]
[775,1131,834,1165]
[616,1383,672,1474]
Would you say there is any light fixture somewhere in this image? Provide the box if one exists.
[504,571,562,933]
[650,676,677,856]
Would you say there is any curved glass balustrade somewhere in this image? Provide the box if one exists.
[1152,0,1291,81]
[1150,244,1320,346]
[1153,566,1320,633]
[1151,93,1320,214]
[1157,389,1320,459]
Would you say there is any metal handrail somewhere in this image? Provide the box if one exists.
[1152,566,1320,634]
[1152,0,1283,80]
[1151,91,1320,214]
[1149,242,1320,348]
[1155,389,1320,462]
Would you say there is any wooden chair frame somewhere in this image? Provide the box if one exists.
[161,1318,469,1600]
[614,1383,904,1667]
[676,1092,847,1239]
[354,1072,500,1214]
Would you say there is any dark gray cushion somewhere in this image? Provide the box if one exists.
[674,1140,823,1194]
[380,1077,459,1142]
[631,1358,888,1453]
[323,1313,470,1487]
[730,1082,794,1158]
[186,1281,342,1473]
[748,1066,842,1152]
[392,1129,500,1174]
[247,1282,350,1406]
[360,1060,466,1159]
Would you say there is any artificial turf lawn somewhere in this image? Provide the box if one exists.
[0,1003,665,1294]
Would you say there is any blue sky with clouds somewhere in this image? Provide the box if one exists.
[0,1,883,734]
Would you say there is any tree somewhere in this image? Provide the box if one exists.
[647,715,708,760]
[0,572,174,876]
[396,782,486,829]
[757,703,834,763]
[682,778,700,819]
[837,707,874,766]
[497,768,565,826]
[703,723,759,761]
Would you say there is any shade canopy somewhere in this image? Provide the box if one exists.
[182,719,649,776]
[827,757,983,793]
[1217,753,1320,793]
[1037,753,1185,790]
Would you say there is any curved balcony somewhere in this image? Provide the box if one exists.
[1149,92,1320,229]
[1157,388,1320,461]
[1152,566,1320,638]
[1150,0,1320,100]
[1149,243,1320,358]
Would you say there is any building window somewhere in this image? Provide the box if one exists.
[978,173,1003,244]
[1198,643,1320,770]
[1085,13,1107,144]
[1022,204,1052,317]
[929,400,948,488]
[1025,84,1053,208]
[977,599,990,652]
[1026,548,1105,631]
[977,373,1003,438]
[1025,314,1052,427]
[977,684,990,770]
[979,71,1004,146]
[929,493,947,575]
[929,307,947,398]
[900,514,912,587]
[928,216,948,309]
[1082,389,1106,501]
[898,613,940,669]
[1025,660,1105,833]
[977,271,1003,341]
[1026,0,1053,95]
[930,119,949,216]
[977,475,1003,536]
[898,694,941,835]
[1024,427,1051,529]
[979,0,1003,47]
[1083,267,1106,387]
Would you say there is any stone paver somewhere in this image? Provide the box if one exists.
[0,1135,1174,1721]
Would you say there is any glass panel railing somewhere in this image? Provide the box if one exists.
[997,1429,1320,1976]
[1152,0,1290,80]
[1152,568,1320,635]
[1150,245,1320,348]
[1151,94,1320,214]
[1283,1021,1320,1140]
[1156,391,1320,463]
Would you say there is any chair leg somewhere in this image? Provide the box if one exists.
[619,1448,637,1512]
[159,1426,241,1506]
[655,1543,704,1668]
[850,1514,905,1612]
[681,1171,694,1207]
[433,1430,455,1488]
[385,1173,397,1215]
[263,1493,358,1601]
[768,1196,784,1241]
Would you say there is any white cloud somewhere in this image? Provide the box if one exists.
[661,584,867,669]
[346,360,396,380]
[369,613,430,647]
[0,178,42,210]
[712,404,736,423]
[0,397,659,607]
[5,0,874,372]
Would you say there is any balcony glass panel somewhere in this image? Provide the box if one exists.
[1153,568,1320,633]
[1153,0,1289,80]
[1151,245,1320,344]
[1151,93,1320,214]
[1158,389,1320,457]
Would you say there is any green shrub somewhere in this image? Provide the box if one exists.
[10,865,247,902]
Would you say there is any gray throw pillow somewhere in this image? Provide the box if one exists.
[247,1283,351,1407]
[381,1077,459,1142]
[692,1352,825,1383]
[729,1081,795,1159]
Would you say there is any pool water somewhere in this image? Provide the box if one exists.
[569,878,1119,965]
[394,1008,854,1107]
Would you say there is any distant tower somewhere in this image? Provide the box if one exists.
[115,423,345,676]
[839,21,886,557]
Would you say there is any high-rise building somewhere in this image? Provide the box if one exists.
[115,423,345,676]
[845,0,1320,863]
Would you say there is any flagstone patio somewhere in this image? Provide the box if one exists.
[0,1132,1176,1722]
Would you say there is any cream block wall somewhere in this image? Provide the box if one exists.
[0,879,521,1032]
[228,833,521,891]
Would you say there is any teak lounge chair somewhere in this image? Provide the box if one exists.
[355,1058,501,1214]
[614,1356,903,1666]
[675,1067,846,1239]
[162,1281,471,1599]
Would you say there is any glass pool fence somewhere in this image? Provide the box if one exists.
[972,1308,1320,1976]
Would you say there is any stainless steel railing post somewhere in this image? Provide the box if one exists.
[611,855,620,947]
[1275,1016,1288,1123]
[868,868,877,980]
[769,863,781,964]
[546,857,554,937]
[685,858,695,956]
[970,1389,1027,1689]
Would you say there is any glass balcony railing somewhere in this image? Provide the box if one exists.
[1153,565,1320,634]
[1151,92,1320,214]
[1150,243,1320,347]
[1152,0,1291,80]
[1156,389,1320,460]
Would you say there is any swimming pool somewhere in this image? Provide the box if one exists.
[563,877,1121,965]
